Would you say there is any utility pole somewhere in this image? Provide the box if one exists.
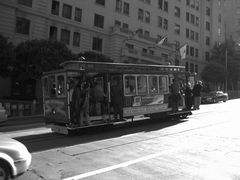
[225,48,228,93]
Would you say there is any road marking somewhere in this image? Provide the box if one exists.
[63,148,179,180]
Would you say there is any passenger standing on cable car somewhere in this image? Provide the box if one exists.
[184,82,193,110]
[111,77,123,121]
[170,78,181,113]
[80,81,92,126]
[93,80,107,122]
[72,80,82,126]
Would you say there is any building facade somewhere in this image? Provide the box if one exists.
[0,0,225,85]
[224,0,240,43]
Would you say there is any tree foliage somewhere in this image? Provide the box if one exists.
[14,39,76,79]
[0,34,15,77]
[201,62,226,83]
[202,40,240,90]
[78,51,113,62]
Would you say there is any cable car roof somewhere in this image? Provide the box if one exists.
[60,60,186,74]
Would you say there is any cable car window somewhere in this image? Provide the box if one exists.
[148,76,158,94]
[137,75,147,95]
[124,75,136,95]
[43,77,49,97]
[49,76,56,97]
[57,75,65,96]
[159,76,168,93]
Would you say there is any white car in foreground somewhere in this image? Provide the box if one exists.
[0,137,32,179]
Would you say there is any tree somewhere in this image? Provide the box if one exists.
[78,51,113,62]
[0,34,15,77]
[202,40,240,90]
[201,62,226,83]
[14,39,76,80]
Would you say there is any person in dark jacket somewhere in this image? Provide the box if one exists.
[111,77,123,120]
[192,80,203,110]
[184,82,193,110]
[170,78,181,113]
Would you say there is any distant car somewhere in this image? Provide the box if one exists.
[0,137,32,179]
[201,91,228,104]
[0,103,8,124]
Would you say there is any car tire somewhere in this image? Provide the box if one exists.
[0,160,11,180]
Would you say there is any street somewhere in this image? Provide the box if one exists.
[2,99,240,180]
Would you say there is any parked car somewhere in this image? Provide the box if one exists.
[201,91,228,104]
[0,137,32,179]
[0,103,8,124]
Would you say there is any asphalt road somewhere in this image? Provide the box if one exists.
[3,99,240,180]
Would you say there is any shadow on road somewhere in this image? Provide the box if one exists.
[15,117,188,153]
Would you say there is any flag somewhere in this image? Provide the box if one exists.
[180,44,187,59]
[156,36,167,46]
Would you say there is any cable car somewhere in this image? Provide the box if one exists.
[42,60,191,134]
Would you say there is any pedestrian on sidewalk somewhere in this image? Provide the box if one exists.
[192,80,203,110]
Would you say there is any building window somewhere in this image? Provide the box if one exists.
[16,17,30,35]
[186,45,189,55]
[18,0,32,7]
[196,17,199,26]
[145,11,150,23]
[205,51,210,61]
[158,16,163,28]
[218,14,222,23]
[163,19,168,30]
[190,30,194,40]
[195,48,199,57]
[49,26,58,41]
[122,23,129,30]
[62,4,72,19]
[185,62,189,71]
[158,0,163,9]
[96,0,105,6]
[51,0,59,15]
[206,36,210,45]
[74,8,82,22]
[92,37,103,52]
[186,28,189,38]
[175,41,180,50]
[195,32,199,42]
[73,32,80,47]
[186,12,189,22]
[174,24,180,35]
[163,1,168,12]
[195,1,199,10]
[115,20,121,27]
[190,63,194,73]
[123,2,129,15]
[186,0,190,6]
[174,6,180,17]
[60,29,70,44]
[116,0,122,12]
[195,64,198,74]
[144,30,150,37]
[206,21,210,31]
[138,9,144,21]
[206,7,210,16]
[190,14,195,24]
[94,14,104,28]
[190,46,194,56]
